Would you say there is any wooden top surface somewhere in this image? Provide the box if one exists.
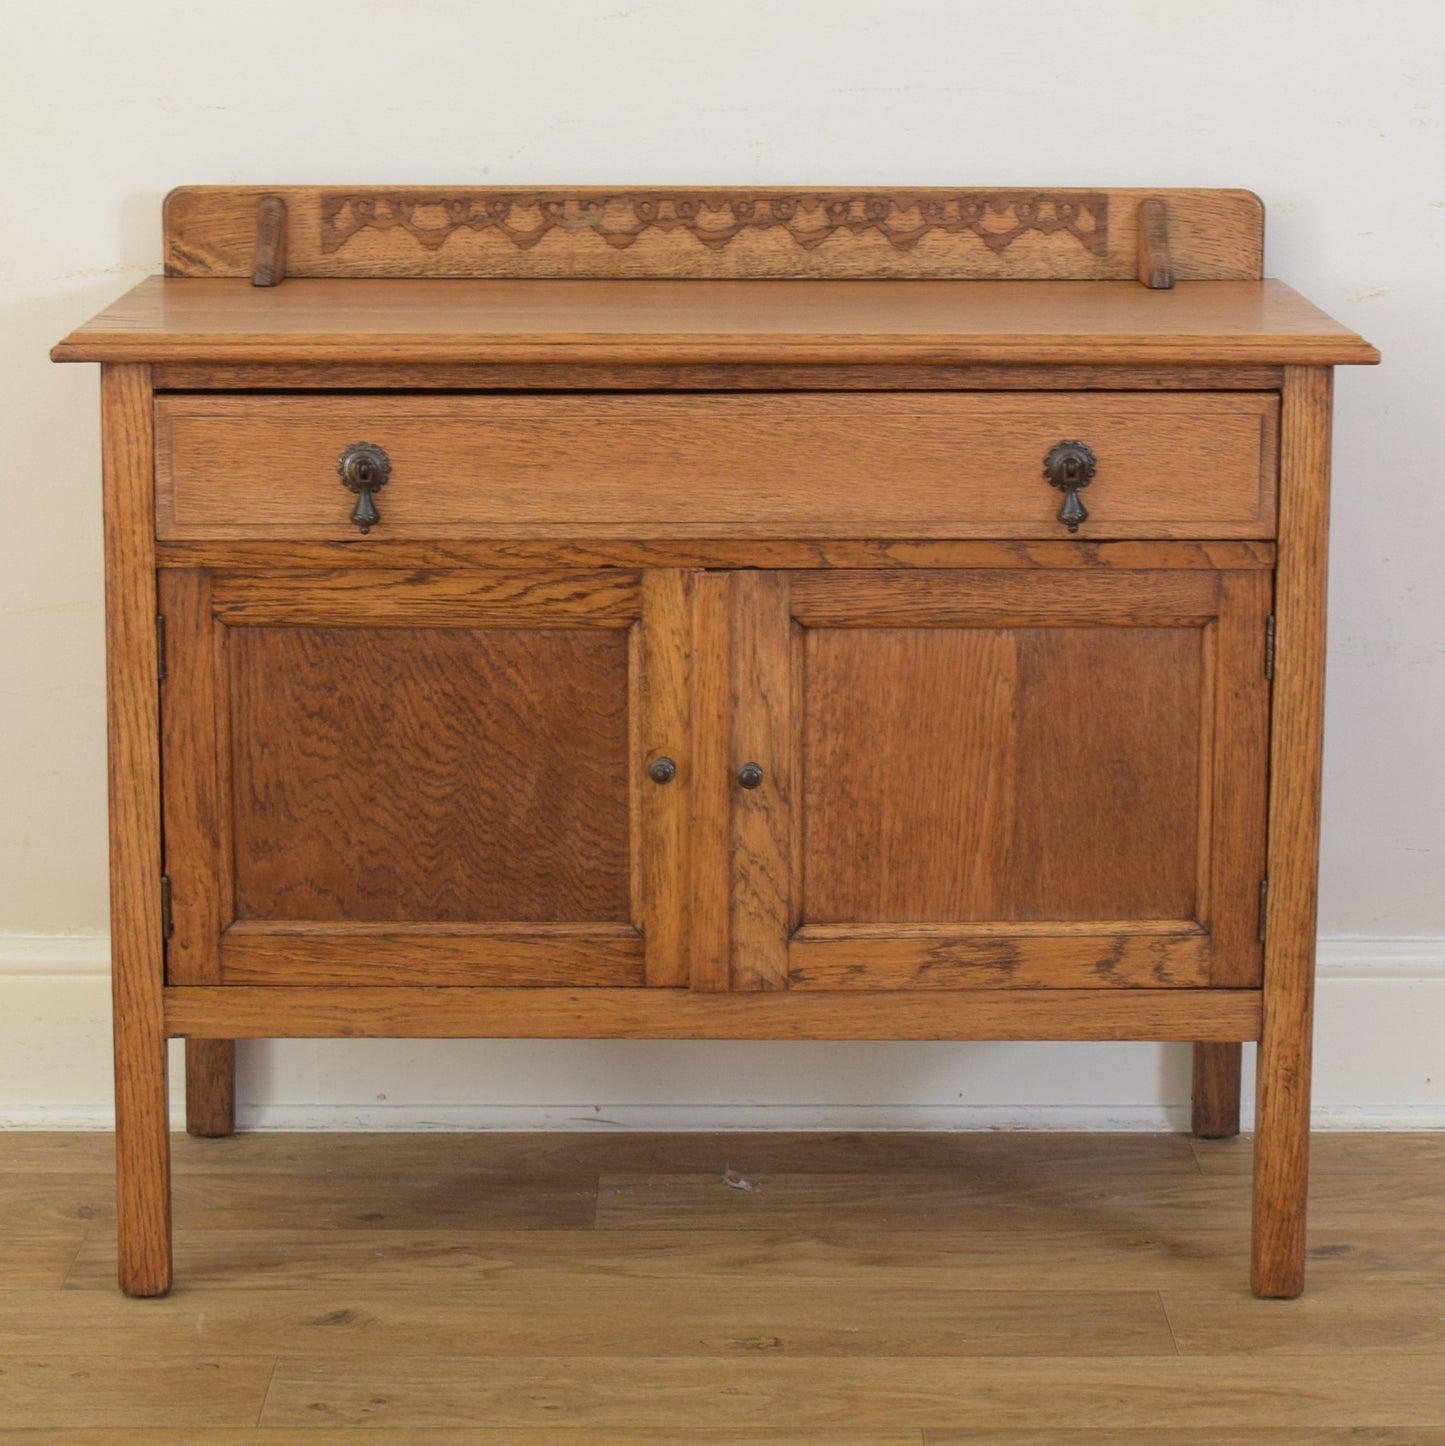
[52,276,1378,367]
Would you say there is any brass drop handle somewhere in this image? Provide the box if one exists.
[338,442,392,533]
[1043,440,1097,533]
[736,762,764,789]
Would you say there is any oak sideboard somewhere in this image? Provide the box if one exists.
[53,186,1378,1296]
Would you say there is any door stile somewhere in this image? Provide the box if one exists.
[157,567,227,985]
[729,572,794,991]
[689,571,732,991]
[638,570,694,987]
[1209,568,1273,986]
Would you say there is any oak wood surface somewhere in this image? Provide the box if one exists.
[154,537,1277,573]
[1136,197,1175,289]
[1192,1041,1245,1139]
[183,1038,235,1137]
[149,360,1289,391]
[228,624,632,924]
[161,186,1264,281]
[787,929,1210,990]
[157,567,225,985]
[777,566,1268,991]
[216,922,645,988]
[689,571,733,993]
[800,625,1201,924]
[153,391,1278,541]
[727,572,795,991]
[162,985,1262,1040]
[100,364,172,1298]
[53,276,1380,366]
[638,570,694,987]
[207,565,642,625]
[1252,366,1334,1298]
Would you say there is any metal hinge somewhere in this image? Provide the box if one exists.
[160,874,174,940]
[1257,878,1269,944]
[1264,614,1276,680]
[156,613,167,684]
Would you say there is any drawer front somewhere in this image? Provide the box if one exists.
[155,392,1277,540]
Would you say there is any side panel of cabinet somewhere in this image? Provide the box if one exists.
[160,568,691,988]
[703,567,1271,992]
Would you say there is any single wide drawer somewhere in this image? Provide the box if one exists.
[154,392,1278,540]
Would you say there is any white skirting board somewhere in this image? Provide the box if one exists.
[1,935,1441,1131]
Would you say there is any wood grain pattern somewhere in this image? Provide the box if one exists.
[788,928,1210,989]
[250,194,287,288]
[5,1131,1437,1437]
[790,568,1222,627]
[729,573,795,991]
[163,985,1262,1040]
[52,276,1380,367]
[688,572,733,993]
[155,538,1277,575]
[256,1354,1445,1432]
[161,186,1265,281]
[229,624,632,925]
[217,922,644,987]
[1136,198,1174,289]
[1205,570,1272,985]
[100,363,172,1298]
[1252,365,1334,1298]
[157,568,224,985]
[153,391,1278,542]
[183,1039,235,1137]
[638,571,694,987]
[149,360,1290,391]
[801,624,1200,925]
[207,567,641,626]
[1191,1042,1244,1139]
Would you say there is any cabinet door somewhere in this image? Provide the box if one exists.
[694,567,1271,992]
[160,568,691,987]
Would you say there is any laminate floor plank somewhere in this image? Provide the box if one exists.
[66,1220,1445,1291]
[0,1354,275,1430]
[0,1433,920,1446]
[0,1233,85,1289]
[259,1353,1445,1431]
[1193,1131,1445,1176]
[0,1283,1172,1358]
[64,1225,1253,1292]
[0,1128,1201,1176]
[4,1131,1443,1438]
[1,1170,596,1232]
[1164,1283,1445,1354]
[594,1168,1445,1231]
[926,1432,1445,1444]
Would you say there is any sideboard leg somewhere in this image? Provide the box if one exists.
[102,362,173,1296]
[185,1039,236,1137]
[1251,365,1332,1300]
[1190,1042,1242,1138]
[114,1015,173,1297]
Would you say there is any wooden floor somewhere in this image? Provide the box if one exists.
[1,1131,1443,1442]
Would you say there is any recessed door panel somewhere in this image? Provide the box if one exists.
[700,567,1270,992]
[229,626,630,923]
[803,625,1201,924]
[161,567,691,988]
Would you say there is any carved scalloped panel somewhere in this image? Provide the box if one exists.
[163,186,1263,280]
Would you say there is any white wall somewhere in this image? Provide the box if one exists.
[2,0,1441,1128]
